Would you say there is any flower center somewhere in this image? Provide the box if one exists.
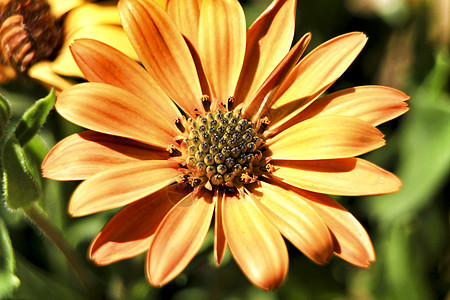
[181,107,269,189]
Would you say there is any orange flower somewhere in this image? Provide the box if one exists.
[42,0,409,290]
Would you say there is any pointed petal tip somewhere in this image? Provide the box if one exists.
[380,172,402,194]
[339,253,375,269]
[304,32,312,41]
[146,270,170,287]
[68,200,90,217]
[68,208,82,218]
[258,277,285,291]
[352,31,368,42]
[41,155,53,178]
[89,252,112,266]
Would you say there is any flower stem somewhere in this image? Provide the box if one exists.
[23,203,100,299]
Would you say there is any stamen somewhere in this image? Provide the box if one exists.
[258,117,270,134]
[176,174,187,183]
[188,177,202,187]
[227,96,235,110]
[261,163,275,173]
[201,95,211,112]
[175,118,185,133]
[166,144,182,156]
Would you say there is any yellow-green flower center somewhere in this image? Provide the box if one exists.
[182,108,268,189]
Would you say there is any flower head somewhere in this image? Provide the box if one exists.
[42,0,409,290]
[0,0,137,91]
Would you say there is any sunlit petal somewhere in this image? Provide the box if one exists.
[42,131,169,181]
[266,116,385,160]
[154,0,167,9]
[147,189,214,286]
[52,25,138,78]
[90,185,190,265]
[293,86,410,126]
[269,32,368,130]
[198,0,246,101]
[303,191,375,267]
[69,160,181,217]
[71,39,181,123]
[184,38,213,99]
[223,192,288,290]
[167,0,201,48]
[56,83,178,148]
[242,33,311,122]
[272,158,402,195]
[214,189,226,265]
[235,0,296,105]
[247,181,333,264]
[119,0,203,117]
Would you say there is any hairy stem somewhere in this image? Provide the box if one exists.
[23,203,99,299]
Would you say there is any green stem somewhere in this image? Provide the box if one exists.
[23,203,99,299]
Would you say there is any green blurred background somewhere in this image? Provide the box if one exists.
[1,0,449,299]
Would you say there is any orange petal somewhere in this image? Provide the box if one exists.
[68,160,181,216]
[269,32,368,130]
[165,3,212,98]
[198,0,246,101]
[56,82,178,148]
[70,39,182,123]
[119,0,203,117]
[247,181,333,264]
[89,185,190,265]
[222,191,288,290]
[294,86,410,126]
[266,116,385,160]
[271,158,402,196]
[235,0,296,105]
[167,0,201,48]
[242,33,311,122]
[303,191,375,267]
[213,189,226,265]
[184,38,213,101]
[147,189,215,286]
[154,0,167,9]
[42,131,169,181]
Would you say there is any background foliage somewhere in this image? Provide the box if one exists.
[1,0,449,299]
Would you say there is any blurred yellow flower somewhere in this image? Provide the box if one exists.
[0,0,137,91]
[42,0,409,290]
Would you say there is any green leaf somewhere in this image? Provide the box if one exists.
[0,217,20,298]
[14,88,55,146]
[0,92,12,142]
[1,89,55,210]
[1,135,42,209]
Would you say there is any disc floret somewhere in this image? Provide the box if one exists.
[181,107,268,189]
